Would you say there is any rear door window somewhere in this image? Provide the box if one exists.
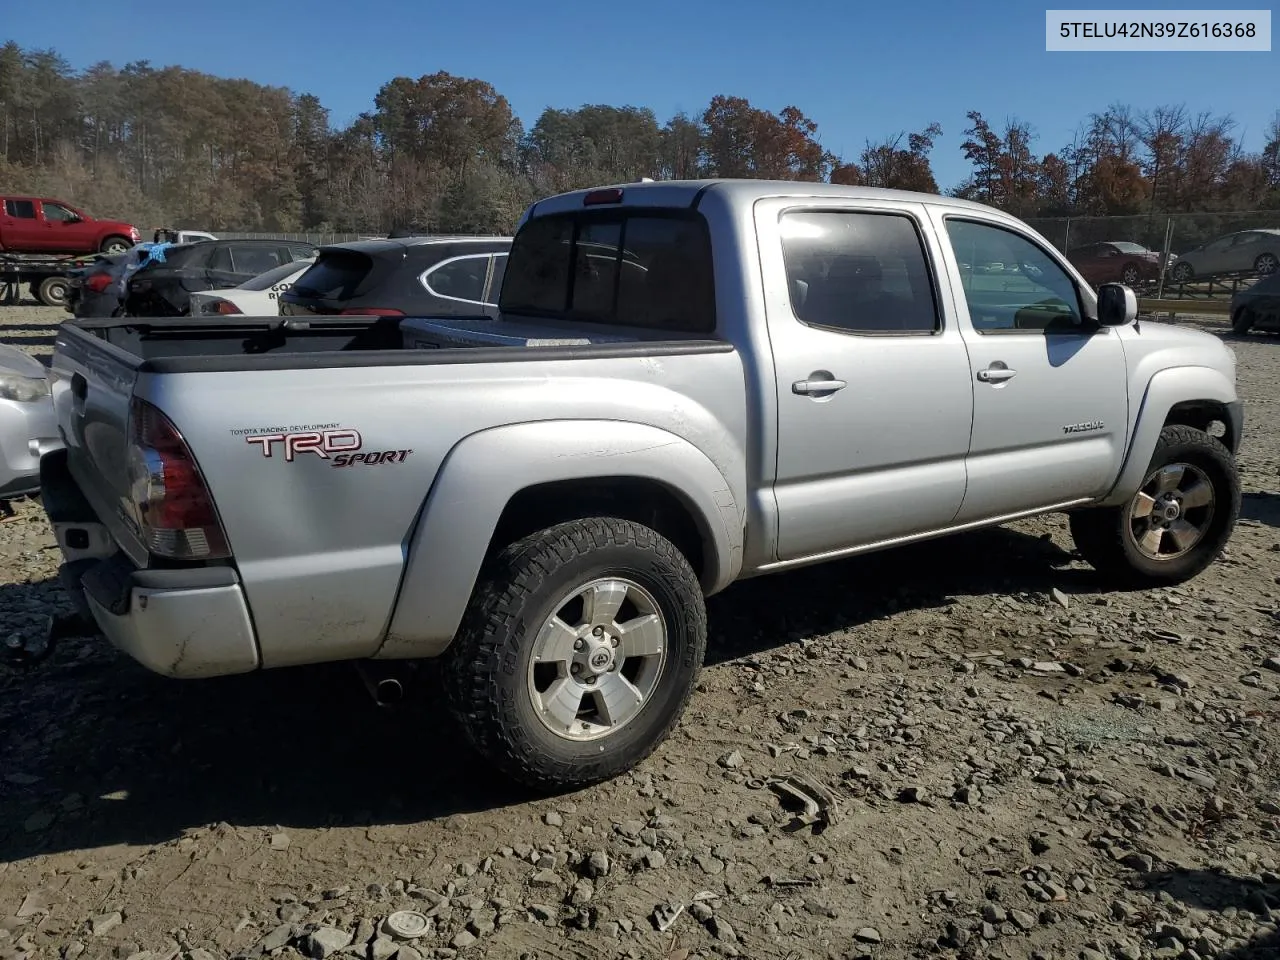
[292,251,374,299]
[230,244,284,275]
[422,254,491,303]
[500,211,715,332]
[4,199,36,219]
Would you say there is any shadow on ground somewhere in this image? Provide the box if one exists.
[1241,492,1280,528]
[1140,867,1280,960]
[0,524,1088,861]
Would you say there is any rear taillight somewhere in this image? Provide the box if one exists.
[86,273,112,294]
[214,300,242,315]
[339,308,404,316]
[126,398,230,560]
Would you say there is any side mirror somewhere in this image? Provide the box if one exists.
[1097,282,1138,327]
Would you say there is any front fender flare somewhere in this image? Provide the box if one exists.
[376,420,744,659]
[1097,365,1238,508]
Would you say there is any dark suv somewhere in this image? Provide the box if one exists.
[279,236,512,318]
[125,238,318,316]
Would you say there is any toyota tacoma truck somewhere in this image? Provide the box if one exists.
[38,179,1243,791]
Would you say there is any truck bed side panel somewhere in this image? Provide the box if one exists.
[143,349,748,669]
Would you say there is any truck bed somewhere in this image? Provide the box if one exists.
[66,314,730,373]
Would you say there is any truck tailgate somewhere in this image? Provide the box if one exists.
[49,323,148,565]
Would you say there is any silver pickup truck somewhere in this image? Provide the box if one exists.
[39,179,1243,791]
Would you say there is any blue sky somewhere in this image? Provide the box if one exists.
[4,0,1276,189]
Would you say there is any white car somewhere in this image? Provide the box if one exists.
[0,344,60,499]
[187,259,315,317]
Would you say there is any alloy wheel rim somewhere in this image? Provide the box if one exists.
[1126,462,1216,561]
[527,577,668,742]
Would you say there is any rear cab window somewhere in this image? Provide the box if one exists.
[500,209,716,333]
[4,199,36,219]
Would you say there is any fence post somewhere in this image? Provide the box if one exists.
[1062,218,1071,252]
[1155,217,1174,300]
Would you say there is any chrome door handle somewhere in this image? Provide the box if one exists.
[793,377,848,395]
[977,366,1017,383]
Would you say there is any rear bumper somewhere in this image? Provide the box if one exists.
[0,395,62,499]
[41,448,260,678]
[79,555,260,678]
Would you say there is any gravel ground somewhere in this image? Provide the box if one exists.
[2,304,1279,960]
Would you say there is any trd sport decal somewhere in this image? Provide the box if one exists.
[236,427,412,468]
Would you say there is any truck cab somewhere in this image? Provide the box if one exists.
[0,196,140,255]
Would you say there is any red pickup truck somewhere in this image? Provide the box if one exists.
[1,196,140,255]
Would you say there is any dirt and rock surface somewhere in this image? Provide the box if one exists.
[2,303,1279,960]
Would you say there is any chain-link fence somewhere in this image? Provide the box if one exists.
[1024,210,1280,299]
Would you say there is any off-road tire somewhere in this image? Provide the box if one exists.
[1069,425,1239,587]
[444,517,707,792]
[1232,307,1255,335]
[37,275,69,307]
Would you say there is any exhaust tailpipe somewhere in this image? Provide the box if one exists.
[355,661,410,707]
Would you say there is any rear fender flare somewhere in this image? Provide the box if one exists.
[377,421,743,659]
[1097,365,1238,508]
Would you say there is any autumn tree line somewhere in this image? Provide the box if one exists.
[1,43,1278,238]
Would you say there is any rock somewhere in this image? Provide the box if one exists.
[542,811,563,828]
[449,931,475,950]
[302,927,352,959]
[1051,588,1069,609]
[1010,909,1037,931]
[695,854,724,875]
[850,657,869,671]
[1262,656,1280,673]
[1032,662,1066,673]
[269,833,291,851]
[391,948,422,960]
[279,904,308,923]
[88,913,123,937]
[1122,853,1154,873]
[690,902,713,923]
[718,750,744,770]
[188,951,216,960]
[527,905,556,923]
[370,939,398,960]
[258,924,296,953]
[898,786,927,803]
[570,880,594,906]
[854,928,881,944]
[707,917,736,942]
[529,869,560,887]
[585,850,610,878]
[983,906,1007,924]
[22,812,54,833]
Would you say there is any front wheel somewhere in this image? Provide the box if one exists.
[1255,252,1278,276]
[100,236,132,255]
[1121,264,1141,285]
[1069,425,1239,587]
[444,517,707,792]
[1171,261,1194,283]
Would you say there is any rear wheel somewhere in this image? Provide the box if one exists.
[37,275,69,307]
[444,517,707,791]
[1171,261,1194,283]
[1232,307,1255,335]
[100,236,132,255]
[1121,264,1141,285]
[1069,425,1239,587]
